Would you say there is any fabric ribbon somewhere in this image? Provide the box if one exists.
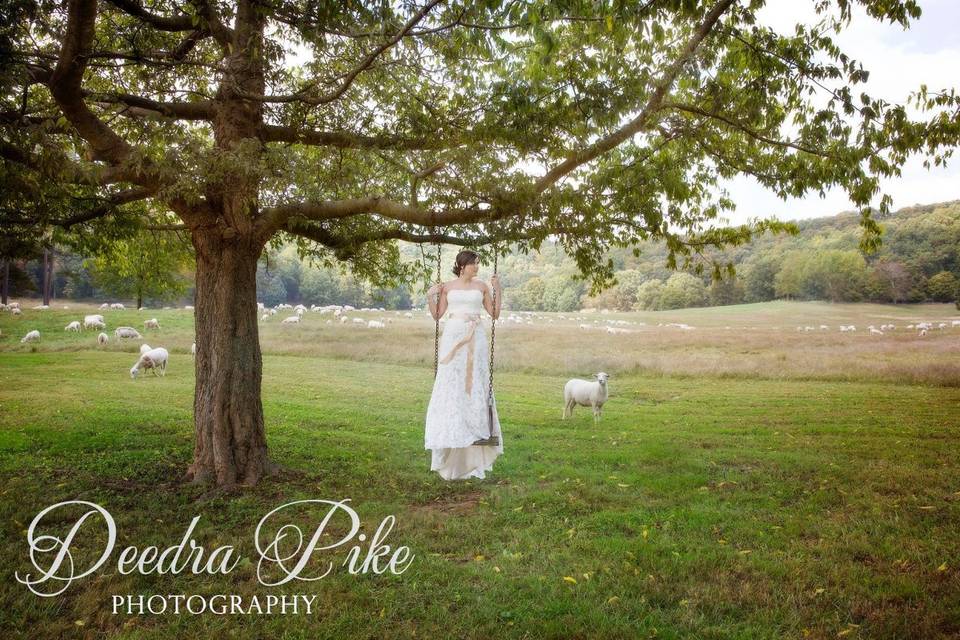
[439,315,479,395]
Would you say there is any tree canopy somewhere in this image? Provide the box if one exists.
[2,0,957,289]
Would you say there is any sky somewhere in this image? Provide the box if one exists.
[719,0,960,225]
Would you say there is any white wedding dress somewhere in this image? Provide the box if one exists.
[424,288,504,480]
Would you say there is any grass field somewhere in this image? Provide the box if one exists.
[1,300,958,639]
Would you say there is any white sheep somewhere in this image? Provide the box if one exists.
[367,320,385,329]
[919,328,928,337]
[84,314,105,329]
[99,303,110,310]
[114,326,142,339]
[562,372,610,423]
[260,313,270,322]
[97,332,108,345]
[64,321,81,332]
[870,327,883,335]
[191,342,196,356]
[21,329,41,343]
[281,315,300,324]
[140,343,152,355]
[110,303,126,310]
[130,347,169,379]
[144,318,160,330]
[11,307,21,315]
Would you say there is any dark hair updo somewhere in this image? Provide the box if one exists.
[452,250,479,276]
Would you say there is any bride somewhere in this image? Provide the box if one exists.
[424,250,504,480]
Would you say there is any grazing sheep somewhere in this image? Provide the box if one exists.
[563,373,610,423]
[144,318,160,330]
[191,342,196,356]
[919,328,928,337]
[99,303,110,309]
[281,315,300,324]
[110,303,125,310]
[21,329,41,343]
[64,321,81,332]
[140,343,152,355]
[367,320,385,329]
[83,314,105,327]
[97,332,108,345]
[130,347,169,379]
[114,326,142,339]
[184,305,194,311]
[869,327,883,335]
[352,317,366,324]
[260,313,270,322]
[11,307,21,315]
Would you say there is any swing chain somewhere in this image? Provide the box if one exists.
[487,248,498,408]
[433,243,442,379]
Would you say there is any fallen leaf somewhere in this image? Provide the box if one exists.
[562,576,577,585]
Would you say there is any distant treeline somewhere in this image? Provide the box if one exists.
[4,201,959,311]
[483,200,960,311]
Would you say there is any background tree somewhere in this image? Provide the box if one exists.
[2,0,958,488]
[659,272,709,309]
[88,228,194,307]
[926,271,959,303]
[635,279,665,311]
[870,259,913,303]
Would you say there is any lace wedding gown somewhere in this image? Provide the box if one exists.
[424,288,503,480]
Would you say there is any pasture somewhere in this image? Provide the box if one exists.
[0,300,958,639]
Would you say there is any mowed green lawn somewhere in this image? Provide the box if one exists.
[0,302,958,639]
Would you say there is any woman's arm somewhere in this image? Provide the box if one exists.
[427,283,448,320]
[483,276,502,320]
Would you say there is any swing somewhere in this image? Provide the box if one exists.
[432,243,501,447]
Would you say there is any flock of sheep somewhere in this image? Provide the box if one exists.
[799,320,960,336]
[3,303,194,380]
[3,300,958,413]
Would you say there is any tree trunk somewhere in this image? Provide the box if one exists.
[41,248,48,305]
[1,259,8,305]
[185,227,276,487]
[137,285,143,310]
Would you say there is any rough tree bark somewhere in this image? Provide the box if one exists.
[185,226,276,486]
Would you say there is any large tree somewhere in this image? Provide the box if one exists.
[1,0,958,487]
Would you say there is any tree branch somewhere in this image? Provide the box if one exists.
[248,0,445,105]
[104,0,195,31]
[259,124,451,149]
[49,0,136,165]
[660,101,835,157]
[533,0,736,193]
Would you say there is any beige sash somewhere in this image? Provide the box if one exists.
[438,316,479,394]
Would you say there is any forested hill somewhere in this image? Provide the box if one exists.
[398,200,960,312]
[7,201,960,312]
